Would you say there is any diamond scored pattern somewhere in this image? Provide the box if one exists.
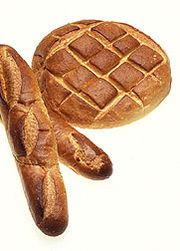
[46,49,79,76]
[113,35,140,55]
[129,45,163,71]
[64,66,96,91]
[82,78,118,109]
[52,24,80,37]
[42,70,71,106]
[90,49,120,74]
[45,22,165,118]
[98,95,142,124]
[59,94,99,126]
[110,62,144,91]
[133,75,162,106]
[69,34,103,60]
[92,22,126,42]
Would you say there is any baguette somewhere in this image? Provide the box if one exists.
[0,45,68,236]
[48,109,112,179]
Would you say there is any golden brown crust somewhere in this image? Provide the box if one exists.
[39,67,113,179]
[0,45,68,236]
[32,20,171,129]
[47,109,112,180]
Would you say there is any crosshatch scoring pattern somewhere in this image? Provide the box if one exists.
[34,21,168,126]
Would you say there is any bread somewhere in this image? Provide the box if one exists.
[0,76,112,181]
[32,20,171,129]
[1,99,113,180]
[48,109,112,179]
[0,45,68,236]
[38,67,112,179]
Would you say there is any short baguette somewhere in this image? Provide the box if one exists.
[48,109,112,179]
[0,45,68,236]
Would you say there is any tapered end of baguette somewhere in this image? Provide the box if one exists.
[38,168,69,237]
[84,152,113,180]
[69,132,113,180]
[59,142,113,180]
[39,214,68,237]
[97,153,113,179]
[17,162,68,237]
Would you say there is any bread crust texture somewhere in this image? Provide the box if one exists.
[0,44,113,236]
[0,45,68,236]
[32,20,171,129]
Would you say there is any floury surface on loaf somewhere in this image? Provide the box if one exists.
[32,20,171,129]
[0,45,68,236]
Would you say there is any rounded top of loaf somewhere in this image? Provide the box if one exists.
[32,20,171,129]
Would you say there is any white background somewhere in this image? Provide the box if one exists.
[0,0,179,250]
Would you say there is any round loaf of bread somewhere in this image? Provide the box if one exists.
[32,20,171,129]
